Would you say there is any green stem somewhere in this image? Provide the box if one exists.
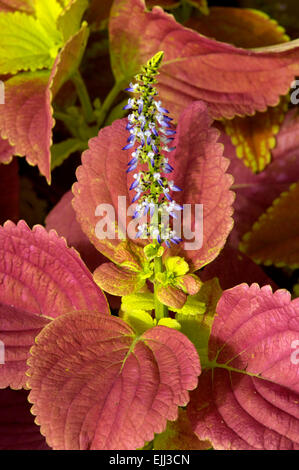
[154,253,168,321]
[54,111,79,137]
[72,71,95,124]
[96,79,125,128]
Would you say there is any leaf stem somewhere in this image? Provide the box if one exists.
[96,79,125,128]
[154,251,168,321]
[72,71,95,124]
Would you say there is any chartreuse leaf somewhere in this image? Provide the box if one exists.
[175,278,222,363]
[121,292,155,313]
[239,182,299,268]
[165,256,189,277]
[57,0,89,41]
[188,283,299,450]
[121,309,155,335]
[158,317,181,330]
[0,6,63,74]
[144,243,164,261]
[27,312,200,449]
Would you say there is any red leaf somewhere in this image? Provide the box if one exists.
[27,312,200,449]
[110,0,299,120]
[0,159,19,224]
[0,220,109,388]
[0,388,50,450]
[188,283,299,450]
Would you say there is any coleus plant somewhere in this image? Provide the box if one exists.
[0,0,299,451]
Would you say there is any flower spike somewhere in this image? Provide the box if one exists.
[123,51,183,246]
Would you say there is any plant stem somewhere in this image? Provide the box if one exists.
[154,253,168,321]
[72,71,95,124]
[96,79,125,128]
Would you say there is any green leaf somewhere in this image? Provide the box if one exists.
[35,0,63,42]
[57,0,89,41]
[120,309,155,335]
[175,278,222,364]
[165,256,189,277]
[121,292,154,313]
[144,243,164,261]
[0,10,63,74]
[172,295,206,316]
[158,318,181,331]
[51,138,84,170]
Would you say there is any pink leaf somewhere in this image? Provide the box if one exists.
[169,101,234,270]
[188,283,299,450]
[0,0,34,13]
[73,101,234,271]
[46,190,106,272]
[0,220,109,388]
[0,388,50,450]
[218,110,299,247]
[110,0,299,120]
[27,311,200,449]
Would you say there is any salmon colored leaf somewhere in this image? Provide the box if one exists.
[0,0,34,13]
[0,159,19,224]
[218,109,299,247]
[153,408,211,450]
[0,23,89,182]
[169,101,234,270]
[0,137,15,164]
[45,190,106,272]
[27,312,200,449]
[0,388,50,449]
[186,7,289,49]
[240,182,299,268]
[188,283,299,450]
[109,0,299,120]
[72,119,132,262]
[0,72,53,182]
[157,285,187,309]
[0,220,109,388]
[93,262,146,296]
[0,220,109,318]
